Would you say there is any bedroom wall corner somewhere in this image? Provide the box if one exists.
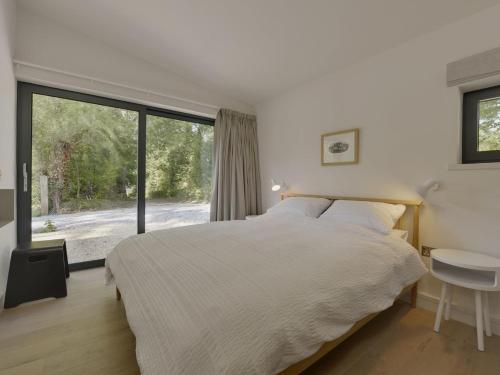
[0,0,17,311]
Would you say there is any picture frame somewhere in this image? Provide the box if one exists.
[321,128,359,166]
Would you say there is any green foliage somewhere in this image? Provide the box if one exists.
[59,198,135,213]
[42,219,57,233]
[478,99,500,152]
[146,115,213,201]
[32,95,139,215]
[32,95,213,216]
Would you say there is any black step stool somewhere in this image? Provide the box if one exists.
[4,239,69,308]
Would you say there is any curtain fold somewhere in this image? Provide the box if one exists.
[210,108,262,221]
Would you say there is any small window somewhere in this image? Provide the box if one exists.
[462,85,500,163]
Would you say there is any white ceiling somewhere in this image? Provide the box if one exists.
[17,0,500,105]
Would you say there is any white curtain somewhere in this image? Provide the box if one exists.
[210,109,262,221]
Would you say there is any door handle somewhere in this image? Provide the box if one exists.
[23,163,28,192]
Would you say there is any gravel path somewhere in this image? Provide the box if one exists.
[32,201,210,264]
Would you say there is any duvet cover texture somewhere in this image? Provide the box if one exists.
[106,213,426,375]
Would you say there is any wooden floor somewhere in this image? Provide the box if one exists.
[0,269,499,375]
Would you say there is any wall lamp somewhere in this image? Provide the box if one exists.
[416,179,440,198]
[271,179,286,192]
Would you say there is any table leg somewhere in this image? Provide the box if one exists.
[475,290,484,351]
[483,291,492,337]
[444,285,452,321]
[434,282,448,333]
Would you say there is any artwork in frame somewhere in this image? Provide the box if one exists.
[321,128,359,165]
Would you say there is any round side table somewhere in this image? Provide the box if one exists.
[430,248,500,351]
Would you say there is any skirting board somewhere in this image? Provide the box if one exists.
[417,292,500,336]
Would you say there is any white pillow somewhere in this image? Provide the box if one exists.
[390,229,409,241]
[267,197,332,218]
[319,200,406,234]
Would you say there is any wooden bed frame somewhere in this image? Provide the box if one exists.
[116,192,422,375]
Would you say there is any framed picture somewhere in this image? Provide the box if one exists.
[321,128,359,165]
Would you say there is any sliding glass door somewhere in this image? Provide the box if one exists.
[30,94,139,265]
[17,83,214,270]
[145,113,213,231]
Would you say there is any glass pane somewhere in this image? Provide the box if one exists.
[478,97,500,151]
[31,94,138,264]
[146,115,213,231]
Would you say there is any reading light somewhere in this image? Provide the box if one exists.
[416,179,440,198]
[271,179,283,192]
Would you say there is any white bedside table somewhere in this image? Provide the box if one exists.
[431,248,500,351]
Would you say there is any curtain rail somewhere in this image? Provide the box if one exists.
[13,60,220,114]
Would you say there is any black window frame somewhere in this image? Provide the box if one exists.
[17,82,214,271]
[462,85,500,164]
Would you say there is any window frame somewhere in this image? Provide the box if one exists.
[17,82,214,270]
[462,85,500,164]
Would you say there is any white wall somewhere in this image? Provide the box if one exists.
[258,5,500,331]
[0,0,16,305]
[14,7,254,117]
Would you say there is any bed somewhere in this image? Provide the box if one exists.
[106,193,427,375]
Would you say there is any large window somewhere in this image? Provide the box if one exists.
[31,94,139,265]
[462,85,500,163]
[145,114,213,232]
[17,83,214,270]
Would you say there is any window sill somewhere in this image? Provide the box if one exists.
[448,162,500,170]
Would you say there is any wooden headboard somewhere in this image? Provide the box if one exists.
[280,192,422,249]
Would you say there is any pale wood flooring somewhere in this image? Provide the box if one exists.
[0,268,499,375]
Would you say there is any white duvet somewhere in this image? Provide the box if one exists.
[105,213,427,375]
